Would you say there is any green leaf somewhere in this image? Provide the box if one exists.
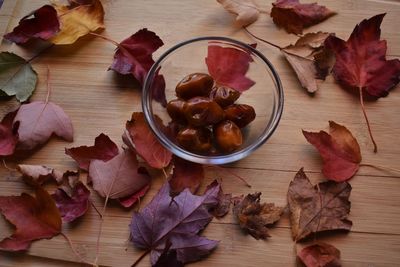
[0,52,37,102]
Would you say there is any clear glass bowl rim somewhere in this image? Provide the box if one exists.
[142,36,284,165]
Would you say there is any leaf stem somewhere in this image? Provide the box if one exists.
[243,27,282,50]
[26,44,55,63]
[210,165,251,188]
[45,66,51,103]
[131,249,151,267]
[360,163,400,174]
[94,196,109,265]
[60,232,95,266]
[358,87,377,153]
[2,159,17,172]
[89,199,102,218]
[89,32,120,47]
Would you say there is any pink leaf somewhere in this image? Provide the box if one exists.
[0,110,19,156]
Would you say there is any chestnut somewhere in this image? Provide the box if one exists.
[175,73,214,99]
[224,104,256,128]
[184,97,224,126]
[210,85,241,107]
[166,99,187,123]
[176,126,212,153]
[214,120,243,153]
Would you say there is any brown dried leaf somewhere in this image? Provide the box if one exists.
[216,0,260,27]
[233,192,283,240]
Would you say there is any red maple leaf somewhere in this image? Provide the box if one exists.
[325,14,400,152]
[0,110,19,156]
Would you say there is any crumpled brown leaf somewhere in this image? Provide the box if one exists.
[233,192,283,240]
[216,0,260,27]
[287,168,352,242]
[16,164,73,186]
[281,32,333,93]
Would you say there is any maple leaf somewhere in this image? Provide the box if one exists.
[206,42,255,92]
[233,192,283,240]
[169,156,204,195]
[130,181,220,265]
[298,242,341,267]
[13,101,74,150]
[153,241,184,267]
[271,0,336,34]
[0,186,61,251]
[325,14,400,152]
[65,133,119,171]
[89,149,151,200]
[282,32,333,93]
[109,29,167,106]
[125,112,172,169]
[0,52,38,102]
[287,168,352,242]
[49,0,105,45]
[303,121,362,182]
[52,182,90,223]
[0,110,19,156]
[4,5,60,44]
[216,0,260,27]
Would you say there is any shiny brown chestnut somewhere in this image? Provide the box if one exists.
[224,104,256,128]
[166,99,187,123]
[175,73,214,99]
[214,120,243,153]
[209,86,241,107]
[184,97,224,126]
[176,126,212,153]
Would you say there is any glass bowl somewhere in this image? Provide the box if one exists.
[142,36,283,165]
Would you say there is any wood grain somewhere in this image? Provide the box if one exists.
[1,0,400,266]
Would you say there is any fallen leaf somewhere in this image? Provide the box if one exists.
[0,1,4,9]
[89,149,151,200]
[233,192,283,240]
[118,182,150,208]
[153,241,184,267]
[13,101,74,150]
[65,133,119,171]
[109,29,167,106]
[302,121,361,182]
[0,52,38,102]
[130,181,220,265]
[325,14,400,98]
[282,32,333,93]
[4,5,60,44]
[0,186,61,251]
[271,0,336,34]
[208,181,231,219]
[17,164,62,186]
[49,0,105,45]
[287,168,352,242]
[125,112,172,169]
[0,110,19,156]
[216,0,260,27]
[206,42,255,92]
[169,156,204,195]
[52,182,90,223]
[298,243,341,267]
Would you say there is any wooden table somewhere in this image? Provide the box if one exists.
[1,0,400,266]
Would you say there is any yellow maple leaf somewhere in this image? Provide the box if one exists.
[50,0,105,45]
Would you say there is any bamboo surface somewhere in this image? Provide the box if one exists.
[0,0,400,266]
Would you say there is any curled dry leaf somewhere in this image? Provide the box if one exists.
[169,156,204,196]
[17,164,65,186]
[325,14,400,99]
[287,168,352,242]
[0,110,19,156]
[0,52,38,102]
[52,182,90,223]
[271,0,336,34]
[233,192,283,240]
[216,0,260,27]
[0,186,61,251]
[303,121,361,182]
[206,42,256,92]
[65,133,119,171]
[4,5,60,44]
[208,181,231,219]
[50,0,105,45]
[130,181,220,265]
[125,112,172,169]
[89,148,151,200]
[298,242,341,267]
[13,101,74,150]
[109,29,167,106]
[282,32,333,93]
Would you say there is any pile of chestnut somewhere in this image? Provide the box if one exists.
[167,73,256,154]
